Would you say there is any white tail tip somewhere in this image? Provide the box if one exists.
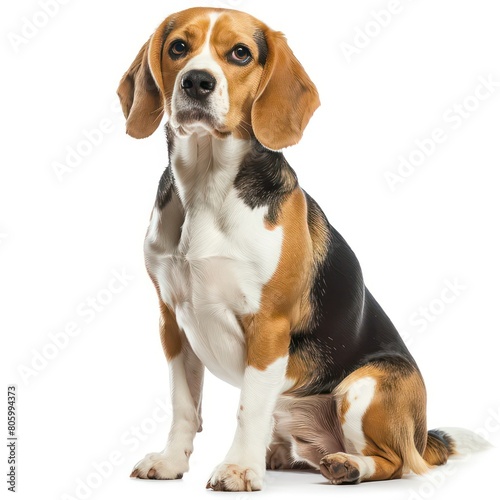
[438,427,493,455]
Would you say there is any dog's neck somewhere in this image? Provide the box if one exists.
[165,126,253,212]
[157,124,298,218]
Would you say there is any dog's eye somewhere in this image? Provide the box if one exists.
[169,40,188,59]
[228,45,252,65]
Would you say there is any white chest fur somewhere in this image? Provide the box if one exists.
[144,134,283,387]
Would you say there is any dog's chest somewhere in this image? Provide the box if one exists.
[145,149,283,386]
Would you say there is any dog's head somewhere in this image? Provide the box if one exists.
[117,7,320,150]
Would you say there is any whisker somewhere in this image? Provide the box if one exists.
[236,120,253,140]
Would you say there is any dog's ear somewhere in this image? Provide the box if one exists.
[117,20,172,139]
[251,30,320,151]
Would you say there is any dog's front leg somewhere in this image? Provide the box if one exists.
[207,318,289,492]
[131,303,204,480]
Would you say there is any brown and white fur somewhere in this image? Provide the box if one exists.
[117,7,489,492]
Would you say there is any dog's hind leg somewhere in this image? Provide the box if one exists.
[320,357,429,484]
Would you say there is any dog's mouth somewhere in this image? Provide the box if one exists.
[172,107,231,139]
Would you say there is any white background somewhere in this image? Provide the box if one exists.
[1,0,499,499]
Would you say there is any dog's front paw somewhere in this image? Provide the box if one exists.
[130,452,187,480]
[206,463,263,491]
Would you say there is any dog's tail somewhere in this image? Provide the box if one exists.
[420,428,491,468]
[402,427,491,475]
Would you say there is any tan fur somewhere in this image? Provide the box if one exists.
[146,274,184,361]
[423,433,452,466]
[279,193,331,390]
[305,195,331,268]
[159,13,211,115]
[240,188,314,370]
[251,29,320,150]
[339,397,350,426]
[285,352,316,392]
[117,8,319,148]
[158,301,183,361]
[116,38,164,138]
[210,12,266,139]
[334,362,429,480]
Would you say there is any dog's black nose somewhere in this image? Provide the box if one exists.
[181,70,216,100]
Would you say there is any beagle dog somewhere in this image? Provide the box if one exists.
[117,7,486,492]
